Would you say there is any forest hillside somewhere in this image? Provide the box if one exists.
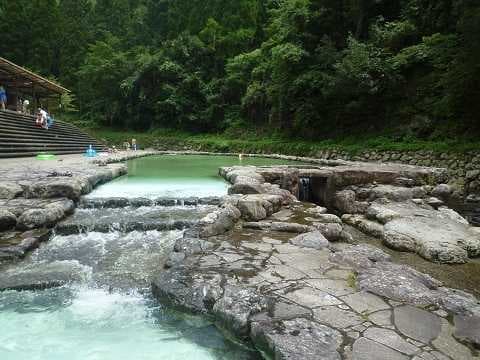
[1,0,479,142]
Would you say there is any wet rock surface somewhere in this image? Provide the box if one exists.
[345,200,480,264]
[56,205,214,234]
[153,200,480,359]
[0,260,90,291]
[79,196,222,209]
[0,151,139,235]
[0,229,52,261]
[1,154,479,359]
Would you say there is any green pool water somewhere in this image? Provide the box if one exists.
[88,154,306,198]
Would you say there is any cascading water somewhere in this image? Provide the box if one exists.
[0,155,311,360]
[298,177,311,202]
[0,229,258,359]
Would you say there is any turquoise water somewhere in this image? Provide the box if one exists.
[0,286,254,360]
[88,155,304,198]
[0,155,307,360]
[0,230,259,360]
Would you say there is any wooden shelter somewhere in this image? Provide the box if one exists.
[0,56,69,112]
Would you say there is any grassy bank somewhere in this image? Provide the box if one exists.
[81,127,480,156]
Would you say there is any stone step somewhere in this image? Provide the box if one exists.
[0,111,85,132]
[0,111,106,158]
[56,206,216,235]
[0,136,103,147]
[0,136,105,146]
[79,196,223,209]
[0,145,104,153]
[0,150,104,158]
[0,112,84,129]
[0,121,97,139]
[0,129,101,143]
[57,219,198,235]
[0,123,99,137]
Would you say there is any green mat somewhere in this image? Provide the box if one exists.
[36,153,56,160]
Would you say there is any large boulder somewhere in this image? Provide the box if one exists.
[342,214,385,238]
[0,210,17,231]
[213,286,266,338]
[25,178,88,200]
[312,222,345,242]
[290,231,330,250]
[368,185,415,202]
[237,197,267,221]
[383,215,479,263]
[432,184,453,201]
[334,190,368,214]
[16,209,48,230]
[199,204,241,238]
[228,182,265,195]
[152,268,224,314]
[16,199,75,230]
[236,194,283,221]
[0,182,23,199]
[0,229,51,260]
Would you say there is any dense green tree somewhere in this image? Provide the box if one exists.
[0,0,478,138]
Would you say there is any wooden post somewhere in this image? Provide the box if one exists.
[32,87,37,111]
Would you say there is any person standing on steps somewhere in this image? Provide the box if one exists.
[22,99,30,114]
[36,107,48,127]
[0,85,7,110]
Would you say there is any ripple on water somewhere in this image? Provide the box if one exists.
[0,286,258,360]
[0,229,259,360]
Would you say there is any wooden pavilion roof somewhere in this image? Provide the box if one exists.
[0,57,70,97]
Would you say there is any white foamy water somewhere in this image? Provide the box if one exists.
[0,231,258,360]
[0,286,240,360]
[87,179,229,199]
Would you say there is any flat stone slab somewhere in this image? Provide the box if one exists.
[341,291,390,314]
[290,231,330,250]
[314,306,363,329]
[151,197,479,360]
[364,327,420,355]
[279,286,342,308]
[259,264,306,282]
[393,305,441,343]
[306,278,356,297]
[432,318,476,360]
[369,309,393,327]
[251,318,342,360]
[453,314,480,348]
[352,337,409,360]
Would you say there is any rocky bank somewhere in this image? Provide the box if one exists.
[154,161,480,359]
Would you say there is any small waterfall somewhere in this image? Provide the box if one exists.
[298,177,311,202]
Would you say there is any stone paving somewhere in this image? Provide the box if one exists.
[155,202,480,359]
[154,162,479,360]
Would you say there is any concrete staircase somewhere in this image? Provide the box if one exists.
[0,110,106,158]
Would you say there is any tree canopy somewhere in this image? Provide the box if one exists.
[1,0,478,139]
